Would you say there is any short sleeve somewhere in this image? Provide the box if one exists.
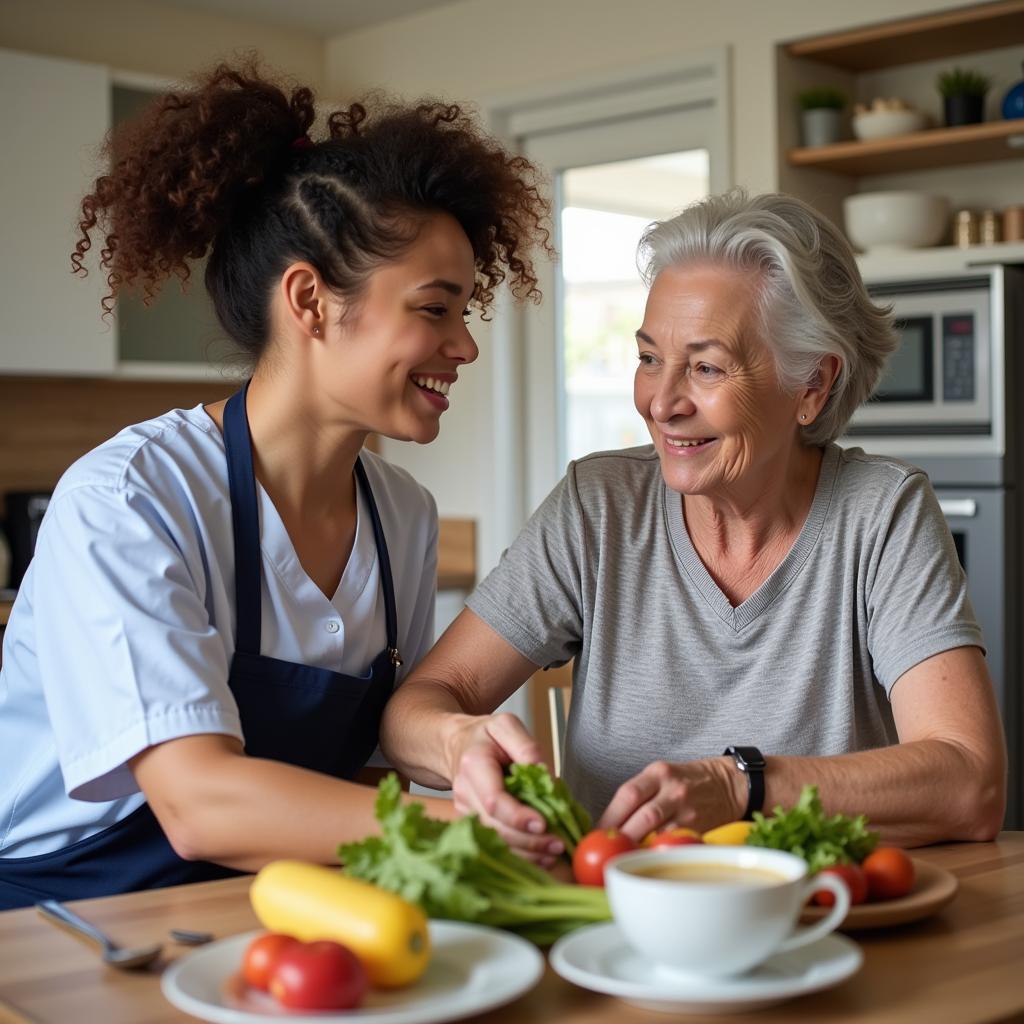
[466,466,585,668]
[30,484,243,802]
[865,471,984,693]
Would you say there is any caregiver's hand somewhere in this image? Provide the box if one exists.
[447,712,566,865]
[596,757,743,842]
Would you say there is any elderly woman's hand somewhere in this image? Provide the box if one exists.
[447,712,567,865]
[595,757,743,842]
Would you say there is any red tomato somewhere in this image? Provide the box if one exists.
[644,827,704,849]
[241,932,300,991]
[269,940,368,1011]
[572,829,637,886]
[813,863,868,906]
[862,847,915,901]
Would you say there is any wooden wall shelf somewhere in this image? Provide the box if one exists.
[789,118,1024,175]
[437,518,476,591]
[787,0,1024,71]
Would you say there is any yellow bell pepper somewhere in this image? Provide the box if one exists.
[249,860,430,988]
[701,820,755,845]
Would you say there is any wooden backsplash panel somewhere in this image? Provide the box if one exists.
[0,376,383,519]
[0,376,238,517]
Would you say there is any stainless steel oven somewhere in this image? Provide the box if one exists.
[934,489,1013,724]
[843,263,1023,828]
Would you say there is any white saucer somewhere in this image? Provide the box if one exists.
[161,922,544,1024]
[549,922,862,1015]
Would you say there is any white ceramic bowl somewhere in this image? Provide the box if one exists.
[852,109,927,140]
[843,191,949,251]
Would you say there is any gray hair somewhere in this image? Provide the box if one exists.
[638,190,898,445]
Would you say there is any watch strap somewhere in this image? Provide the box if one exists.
[723,745,766,821]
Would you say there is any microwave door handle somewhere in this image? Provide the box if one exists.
[938,499,978,518]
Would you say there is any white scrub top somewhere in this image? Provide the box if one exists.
[0,405,437,857]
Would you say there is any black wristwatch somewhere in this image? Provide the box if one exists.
[723,745,766,821]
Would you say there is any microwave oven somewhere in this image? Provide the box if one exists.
[847,275,992,438]
[5,490,51,590]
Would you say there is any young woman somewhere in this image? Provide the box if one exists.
[0,61,548,909]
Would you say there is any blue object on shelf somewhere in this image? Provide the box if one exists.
[1003,62,1024,120]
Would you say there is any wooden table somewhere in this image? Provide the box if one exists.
[1,835,1021,1024]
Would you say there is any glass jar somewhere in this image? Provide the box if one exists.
[953,210,979,248]
[980,210,1001,246]
[1002,206,1024,243]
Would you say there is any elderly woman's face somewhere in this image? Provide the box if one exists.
[634,264,802,498]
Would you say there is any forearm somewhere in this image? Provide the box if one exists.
[138,746,457,871]
[380,608,541,789]
[380,678,476,789]
[749,738,1005,846]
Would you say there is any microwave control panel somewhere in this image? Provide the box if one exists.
[942,314,976,402]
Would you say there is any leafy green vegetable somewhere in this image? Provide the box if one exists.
[339,774,609,946]
[746,785,879,873]
[503,763,592,855]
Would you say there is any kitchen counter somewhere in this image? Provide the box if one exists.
[0,835,1021,1023]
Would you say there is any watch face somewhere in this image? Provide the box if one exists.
[731,746,766,770]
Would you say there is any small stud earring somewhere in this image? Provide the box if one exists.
[799,413,807,422]
[312,326,320,336]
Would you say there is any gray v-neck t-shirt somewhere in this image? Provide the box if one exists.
[466,443,983,818]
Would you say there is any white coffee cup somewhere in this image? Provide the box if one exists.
[605,845,850,978]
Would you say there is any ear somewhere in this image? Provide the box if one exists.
[798,354,842,425]
[280,261,326,338]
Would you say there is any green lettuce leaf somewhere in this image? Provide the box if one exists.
[503,762,592,855]
[338,773,609,945]
[746,784,880,872]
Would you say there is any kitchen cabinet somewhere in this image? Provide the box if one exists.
[110,84,229,379]
[777,1,1024,242]
[0,49,227,379]
[0,48,113,375]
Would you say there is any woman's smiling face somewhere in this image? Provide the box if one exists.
[322,211,479,445]
[633,264,804,498]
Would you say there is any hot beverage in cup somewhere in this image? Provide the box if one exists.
[605,845,850,978]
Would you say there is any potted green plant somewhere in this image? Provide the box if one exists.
[937,67,991,127]
[797,86,847,147]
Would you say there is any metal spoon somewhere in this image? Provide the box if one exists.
[169,927,214,946]
[36,900,162,970]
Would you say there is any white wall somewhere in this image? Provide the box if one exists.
[323,0,972,572]
[0,0,325,87]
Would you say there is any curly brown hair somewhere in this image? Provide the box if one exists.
[73,58,551,357]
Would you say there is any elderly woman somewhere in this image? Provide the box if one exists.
[381,191,1006,862]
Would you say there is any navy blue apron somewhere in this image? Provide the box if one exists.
[0,384,400,910]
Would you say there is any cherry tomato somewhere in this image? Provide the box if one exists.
[572,829,637,886]
[643,827,704,849]
[268,940,368,1011]
[862,847,915,901]
[813,863,868,906]
[241,932,300,991]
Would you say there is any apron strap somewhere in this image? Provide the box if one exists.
[224,382,401,665]
[224,383,262,656]
[354,458,402,667]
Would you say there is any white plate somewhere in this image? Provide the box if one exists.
[161,922,544,1024]
[550,922,862,1015]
